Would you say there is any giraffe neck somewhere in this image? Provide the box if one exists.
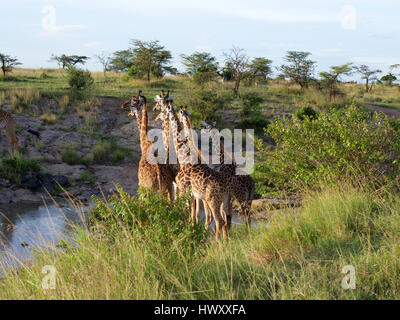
[169,110,192,165]
[138,102,153,153]
[182,116,205,164]
[162,114,170,163]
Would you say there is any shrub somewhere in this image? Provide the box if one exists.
[239,92,263,116]
[61,149,80,165]
[40,113,57,124]
[179,87,233,121]
[93,141,112,163]
[56,95,69,114]
[255,104,400,191]
[66,67,94,92]
[294,105,318,121]
[112,150,125,163]
[238,114,269,135]
[0,156,41,184]
[39,72,49,79]
[89,186,207,258]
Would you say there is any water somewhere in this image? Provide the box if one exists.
[0,201,86,274]
[0,200,265,275]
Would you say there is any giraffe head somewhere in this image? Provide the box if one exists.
[125,90,147,118]
[200,120,217,133]
[153,90,173,112]
[178,106,192,129]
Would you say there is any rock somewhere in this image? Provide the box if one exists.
[44,163,87,181]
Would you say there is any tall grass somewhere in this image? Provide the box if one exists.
[0,183,399,299]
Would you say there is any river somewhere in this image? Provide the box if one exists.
[0,201,86,274]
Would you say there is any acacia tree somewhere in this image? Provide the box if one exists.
[95,52,112,75]
[130,40,173,81]
[109,50,134,72]
[280,51,316,89]
[0,54,21,76]
[319,63,353,99]
[181,52,218,75]
[354,65,382,92]
[50,54,90,69]
[247,57,273,83]
[223,46,249,94]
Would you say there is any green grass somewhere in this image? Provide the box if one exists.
[0,184,399,299]
[0,155,41,184]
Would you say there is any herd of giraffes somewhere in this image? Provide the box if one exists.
[121,90,255,240]
[0,91,255,240]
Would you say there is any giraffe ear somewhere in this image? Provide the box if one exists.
[187,110,192,115]
[173,105,178,111]
[166,96,174,101]
[201,121,208,127]
[155,95,162,102]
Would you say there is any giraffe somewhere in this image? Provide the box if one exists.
[124,91,174,200]
[0,109,18,158]
[201,121,255,229]
[168,105,231,240]
[176,106,213,224]
[153,90,180,194]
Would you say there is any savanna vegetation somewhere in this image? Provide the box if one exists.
[1,45,400,299]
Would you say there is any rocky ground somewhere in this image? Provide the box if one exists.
[0,97,159,204]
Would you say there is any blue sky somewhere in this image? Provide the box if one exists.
[1,0,399,79]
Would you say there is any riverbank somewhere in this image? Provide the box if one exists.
[0,184,399,299]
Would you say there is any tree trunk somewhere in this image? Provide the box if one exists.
[366,79,369,92]
[234,75,241,94]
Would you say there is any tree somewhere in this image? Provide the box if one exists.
[130,40,173,81]
[280,51,316,89]
[319,63,353,99]
[381,73,397,86]
[95,52,112,75]
[109,50,134,72]
[354,65,382,92]
[181,52,218,76]
[0,54,21,76]
[50,54,90,69]
[223,46,249,94]
[247,57,273,83]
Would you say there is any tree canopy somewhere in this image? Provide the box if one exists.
[181,52,219,75]
[50,54,90,69]
[130,40,173,81]
[354,64,382,92]
[0,53,21,76]
[280,51,316,89]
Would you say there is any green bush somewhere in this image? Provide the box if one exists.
[294,105,318,121]
[112,150,125,163]
[66,67,94,92]
[179,87,233,121]
[92,140,129,164]
[238,114,269,135]
[93,141,113,163]
[239,92,263,116]
[61,149,80,165]
[0,156,40,184]
[256,104,400,191]
[89,186,207,258]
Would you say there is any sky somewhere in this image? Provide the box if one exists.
[1,0,399,80]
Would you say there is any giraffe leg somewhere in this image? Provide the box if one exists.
[5,128,17,158]
[194,198,202,223]
[203,200,213,230]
